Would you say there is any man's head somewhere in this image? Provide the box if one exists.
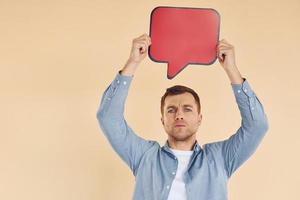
[160,85,202,142]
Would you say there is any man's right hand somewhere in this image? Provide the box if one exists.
[121,33,151,76]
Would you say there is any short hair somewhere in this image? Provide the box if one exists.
[160,85,201,115]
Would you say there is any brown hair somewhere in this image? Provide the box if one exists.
[160,85,201,115]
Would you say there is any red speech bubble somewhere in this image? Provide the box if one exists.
[148,7,220,79]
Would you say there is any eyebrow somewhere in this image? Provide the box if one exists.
[166,104,194,109]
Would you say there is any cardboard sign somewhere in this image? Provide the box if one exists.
[149,6,220,79]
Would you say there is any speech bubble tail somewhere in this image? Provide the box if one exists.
[167,60,188,79]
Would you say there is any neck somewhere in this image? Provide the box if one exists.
[167,137,196,151]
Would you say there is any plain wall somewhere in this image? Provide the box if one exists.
[0,0,299,199]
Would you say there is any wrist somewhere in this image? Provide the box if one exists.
[224,65,243,84]
[224,63,238,72]
[120,60,139,76]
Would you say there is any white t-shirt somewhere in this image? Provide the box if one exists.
[167,148,193,200]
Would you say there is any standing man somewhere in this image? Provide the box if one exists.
[97,33,269,200]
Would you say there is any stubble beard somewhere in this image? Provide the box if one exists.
[169,128,196,142]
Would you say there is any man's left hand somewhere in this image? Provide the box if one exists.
[217,39,236,70]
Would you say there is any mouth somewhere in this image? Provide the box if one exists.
[175,124,186,127]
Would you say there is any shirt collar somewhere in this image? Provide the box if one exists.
[162,140,202,154]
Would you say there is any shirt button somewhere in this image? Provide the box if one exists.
[251,107,255,110]
[244,88,248,92]
[123,81,127,85]
[166,185,170,189]
[117,80,120,84]
[237,90,241,93]
[172,172,176,175]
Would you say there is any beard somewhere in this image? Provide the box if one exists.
[169,127,196,141]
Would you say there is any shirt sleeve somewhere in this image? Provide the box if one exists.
[96,71,156,175]
[219,78,269,178]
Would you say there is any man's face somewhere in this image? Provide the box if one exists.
[161,92,202,141]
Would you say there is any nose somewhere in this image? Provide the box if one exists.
[175,109,184,120]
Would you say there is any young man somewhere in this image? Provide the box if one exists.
[97,33,269,200]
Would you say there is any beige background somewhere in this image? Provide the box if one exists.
[0,0,299,199]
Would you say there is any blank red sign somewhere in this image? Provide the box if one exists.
[149,7,220,79]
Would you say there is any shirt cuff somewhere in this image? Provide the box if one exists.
[231,78,255,98]
[112,70,133,87]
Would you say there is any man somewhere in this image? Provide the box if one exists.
[97,33,269,200]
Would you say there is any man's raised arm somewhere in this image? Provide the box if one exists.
[96,34,156,175]
[214,39,269,177]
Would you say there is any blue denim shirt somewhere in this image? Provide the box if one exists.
[96,72,269,200]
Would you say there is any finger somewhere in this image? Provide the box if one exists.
[218,40,232,47]
[141,33,151,44]
[218,54,225,62]
[218,47,232,51]
[146,35,151,45]
[218,56,223,63]
[133,34,147,43]
[222,39,228,42]
[136,42,147,48]
[218,48,228,55]
[220,38,229,43]
[136,43,147,53]
[217,50,226,60]
[136,38,150,47]
[217,45,234,52]
[138,33,150,42]
[217,42,232,48]
[135,40,148,47]
[140,37,151,46]
[217,53,224,62]
[137,33,147,38]
[140,35,150,43]
[217,44,230,50]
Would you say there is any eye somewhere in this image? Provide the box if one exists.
[184,108,192,112]
[167,109,175,113]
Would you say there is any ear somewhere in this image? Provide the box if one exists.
[161,117,164,125]
[198,113,202,125]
